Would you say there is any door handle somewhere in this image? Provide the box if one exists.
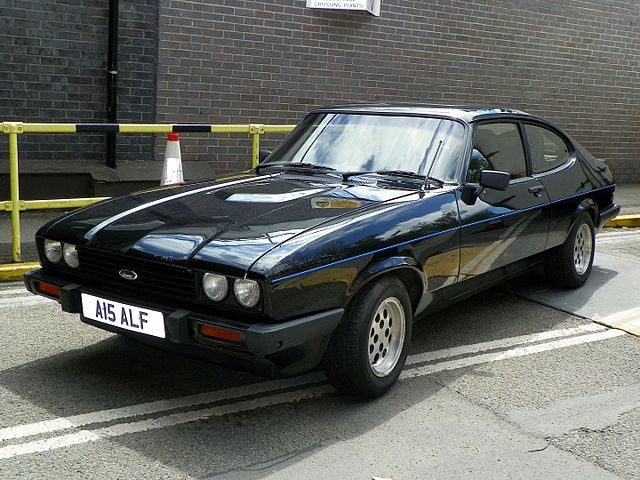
[528,185,545,197]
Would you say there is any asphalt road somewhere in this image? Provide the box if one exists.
[1,229,639,479]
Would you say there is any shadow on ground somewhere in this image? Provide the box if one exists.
[0,285,592,478]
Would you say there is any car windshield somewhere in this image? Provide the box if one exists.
[263,113,466,182]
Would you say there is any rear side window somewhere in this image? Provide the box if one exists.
[525,124,571,174]
[467,123,527,182]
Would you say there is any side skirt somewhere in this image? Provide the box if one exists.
[414,253,548,321]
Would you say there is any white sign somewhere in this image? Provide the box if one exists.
[306,0,380,16]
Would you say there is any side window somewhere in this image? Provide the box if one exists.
[525,124,570,174]
[467,122,527,182]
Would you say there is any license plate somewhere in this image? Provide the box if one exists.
[81,293,166,339]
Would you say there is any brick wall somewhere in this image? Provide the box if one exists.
[0,0,158,163]
[116,0,158,160]
[2,0,639,181]
[156,0,640,181]
[1,0,108,162]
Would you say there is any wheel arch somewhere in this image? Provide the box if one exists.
[549,198,597,247]
[350,256,426,314]
[544,202,596,289]
[576,197,598,221]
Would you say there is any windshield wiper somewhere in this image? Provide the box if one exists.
[255,162,336,173]
[376,170,445,190]
[339,170,444,187]
[340,170,375,181]
[339,170,424,183]
[376,170,426,179]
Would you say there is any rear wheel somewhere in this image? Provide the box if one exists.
[323,276,412,397]
[544,212,595,288]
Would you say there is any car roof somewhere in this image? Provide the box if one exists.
[310,103,540,123]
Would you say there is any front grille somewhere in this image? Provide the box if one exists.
[77,247,197,301]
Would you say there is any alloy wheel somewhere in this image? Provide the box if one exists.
[574,223,593,275]
[368,297,406,377]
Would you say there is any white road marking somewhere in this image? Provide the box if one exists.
[0,296,54,308]
[0,325,626,459]
[0,388,333,460]
[401,329,624,380]
[406,323,605,366]
[0,373,325,442]
[596,231,640,244]
[0,289,29,297]
[0,323,605,443]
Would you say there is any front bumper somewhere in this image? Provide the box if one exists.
[24,268,343,377]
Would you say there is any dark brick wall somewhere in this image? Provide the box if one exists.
[155,0,640,181]
[1,0,108,162]
[2,0,639,181]
[0,0,158,163]
[116,0,159,160]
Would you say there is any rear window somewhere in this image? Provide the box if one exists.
[525,124,571,174]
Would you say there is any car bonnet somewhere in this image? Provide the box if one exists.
[40,173,418,276]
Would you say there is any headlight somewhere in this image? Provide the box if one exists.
[202,273,228,302]
[63,243,79,268]
[233,278,260,309]
[44,239,62,263]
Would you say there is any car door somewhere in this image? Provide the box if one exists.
[523,122,583,249]
[458,121,551,280]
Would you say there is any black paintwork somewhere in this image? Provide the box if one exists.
[29,104,620,377]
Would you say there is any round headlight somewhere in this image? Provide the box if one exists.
[44,239,62,263]
[233,279,260,309]
[63,243,79,268]
[202,273,228,302]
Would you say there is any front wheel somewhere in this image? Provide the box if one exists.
[323,276,412,397]
[544,212,595,288]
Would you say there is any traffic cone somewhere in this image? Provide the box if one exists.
[161,132,184,185]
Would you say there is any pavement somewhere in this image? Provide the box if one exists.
[507,228,640,336]
[1,230,640,478]
[612,184,640,216]
[0,183,639,280]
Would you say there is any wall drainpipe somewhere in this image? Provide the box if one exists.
[106,0,119,168]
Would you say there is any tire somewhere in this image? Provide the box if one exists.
[544,212,595,288]
[323,276,412,397]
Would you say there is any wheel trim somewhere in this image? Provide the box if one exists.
[368,297,406,377]
[574,223,593,275]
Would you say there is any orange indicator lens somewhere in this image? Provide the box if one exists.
[199,325,241,343]
[36,282,61,298]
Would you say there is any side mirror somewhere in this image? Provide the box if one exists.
[258,150,272,163]
[479,170,510,191]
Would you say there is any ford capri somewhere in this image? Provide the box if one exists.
[25,104,620,397]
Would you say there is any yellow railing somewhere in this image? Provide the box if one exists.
[1,122,295,262]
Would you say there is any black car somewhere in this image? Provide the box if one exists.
[25,104,620,397]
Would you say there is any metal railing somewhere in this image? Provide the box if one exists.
[1,122,296,262]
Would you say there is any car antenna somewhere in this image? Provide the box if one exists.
[420,140,443,197]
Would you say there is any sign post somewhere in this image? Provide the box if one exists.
[306,0,381,16]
